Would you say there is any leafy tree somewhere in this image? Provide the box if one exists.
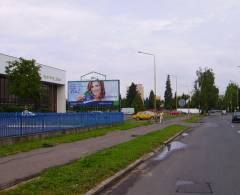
[164,75,173,109]
[224,82,239,112]
[192,68,219,113]
[5,58,41,109]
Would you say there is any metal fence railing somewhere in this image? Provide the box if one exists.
[0,112,124,138]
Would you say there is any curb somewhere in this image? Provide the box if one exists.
[85,126,191,195]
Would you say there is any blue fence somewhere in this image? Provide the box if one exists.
[0,112,124,138]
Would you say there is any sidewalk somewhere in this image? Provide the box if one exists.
[0,117,189,190]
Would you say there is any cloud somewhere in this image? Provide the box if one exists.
[0,0,240,98]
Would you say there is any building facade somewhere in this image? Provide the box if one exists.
[0,53,66,112]
[136,84,144,101]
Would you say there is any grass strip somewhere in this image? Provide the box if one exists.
[2,124,187,195]
[185,115,203,123]
[0,120,153,157]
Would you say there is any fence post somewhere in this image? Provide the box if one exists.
[20,115,23,136]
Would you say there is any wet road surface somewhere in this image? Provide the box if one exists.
[102,114,240,195]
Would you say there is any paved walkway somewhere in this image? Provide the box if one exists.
[0,117,190,190]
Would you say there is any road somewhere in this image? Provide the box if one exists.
[102,114,240,195]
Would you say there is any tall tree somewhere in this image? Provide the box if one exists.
[126,82,137,107]
[164,75,173,109]
[144,97,149,109]
[192,68,219,113]
[5,58,41,109]
[224,82,239,112]
[132,92,145,113]
[148,90,155,109]
[126,82,144,112]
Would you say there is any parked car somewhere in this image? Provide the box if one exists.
[21,110,35,116]
[221,110,227,115]
[232,112,240,123]
[169,111,181,116]
[133,111,155,120]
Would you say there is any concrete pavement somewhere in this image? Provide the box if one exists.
[0,117,187,190]
[102,114,240,195]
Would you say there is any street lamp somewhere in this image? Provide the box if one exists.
[237,66,240,110]
[137,51,157,113]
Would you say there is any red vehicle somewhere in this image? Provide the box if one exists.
[170,111,181,116]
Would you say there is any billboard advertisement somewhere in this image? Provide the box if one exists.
[68,80,120,106]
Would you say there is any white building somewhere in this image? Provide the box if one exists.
[0,53,66,112]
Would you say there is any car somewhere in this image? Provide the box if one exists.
[232,112,240,123]
[221,110,227,115]
[21,110,35,116]
[133,111,155,120]
[170,111,181,116]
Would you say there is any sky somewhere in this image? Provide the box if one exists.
[0,0,240,98]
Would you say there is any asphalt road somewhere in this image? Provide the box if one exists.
[102,114,240,195]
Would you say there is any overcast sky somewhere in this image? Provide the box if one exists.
[1,0,240,98]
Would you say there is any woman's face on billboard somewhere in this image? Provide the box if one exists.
[91,81,101,99]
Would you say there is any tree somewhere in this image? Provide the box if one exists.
[224,82,239,112]
[126,82,137,107]
[132,92,144,113]
[5,58,41,109]
[144,98,149,109]
[192,68,219,113]
[126,82,144,112]
[164,75,173,109]
[148,90,155,109]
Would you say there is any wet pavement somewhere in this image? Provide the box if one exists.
[102,114,240,195]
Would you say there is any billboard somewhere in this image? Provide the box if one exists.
[68,80,120,106]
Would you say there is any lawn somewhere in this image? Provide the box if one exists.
[0,120,154,157]
[2,124,187,195]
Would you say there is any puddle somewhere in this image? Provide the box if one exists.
[182,133,189,137]
[237,130,240,134]
[153,141,187,161]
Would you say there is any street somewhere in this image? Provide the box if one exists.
[102,114,240,195]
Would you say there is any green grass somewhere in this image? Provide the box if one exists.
[2,124,187,195]
[164,114,185,120]
[0,120,154,157]
[184,115,203,123]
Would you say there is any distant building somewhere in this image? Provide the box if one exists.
[126,84,144,101]
[0,53,66,112]
[136,84,144,101]
[156,96,161,101]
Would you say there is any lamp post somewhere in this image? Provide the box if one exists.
[237,66,240,110]
[137,51,157,113]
